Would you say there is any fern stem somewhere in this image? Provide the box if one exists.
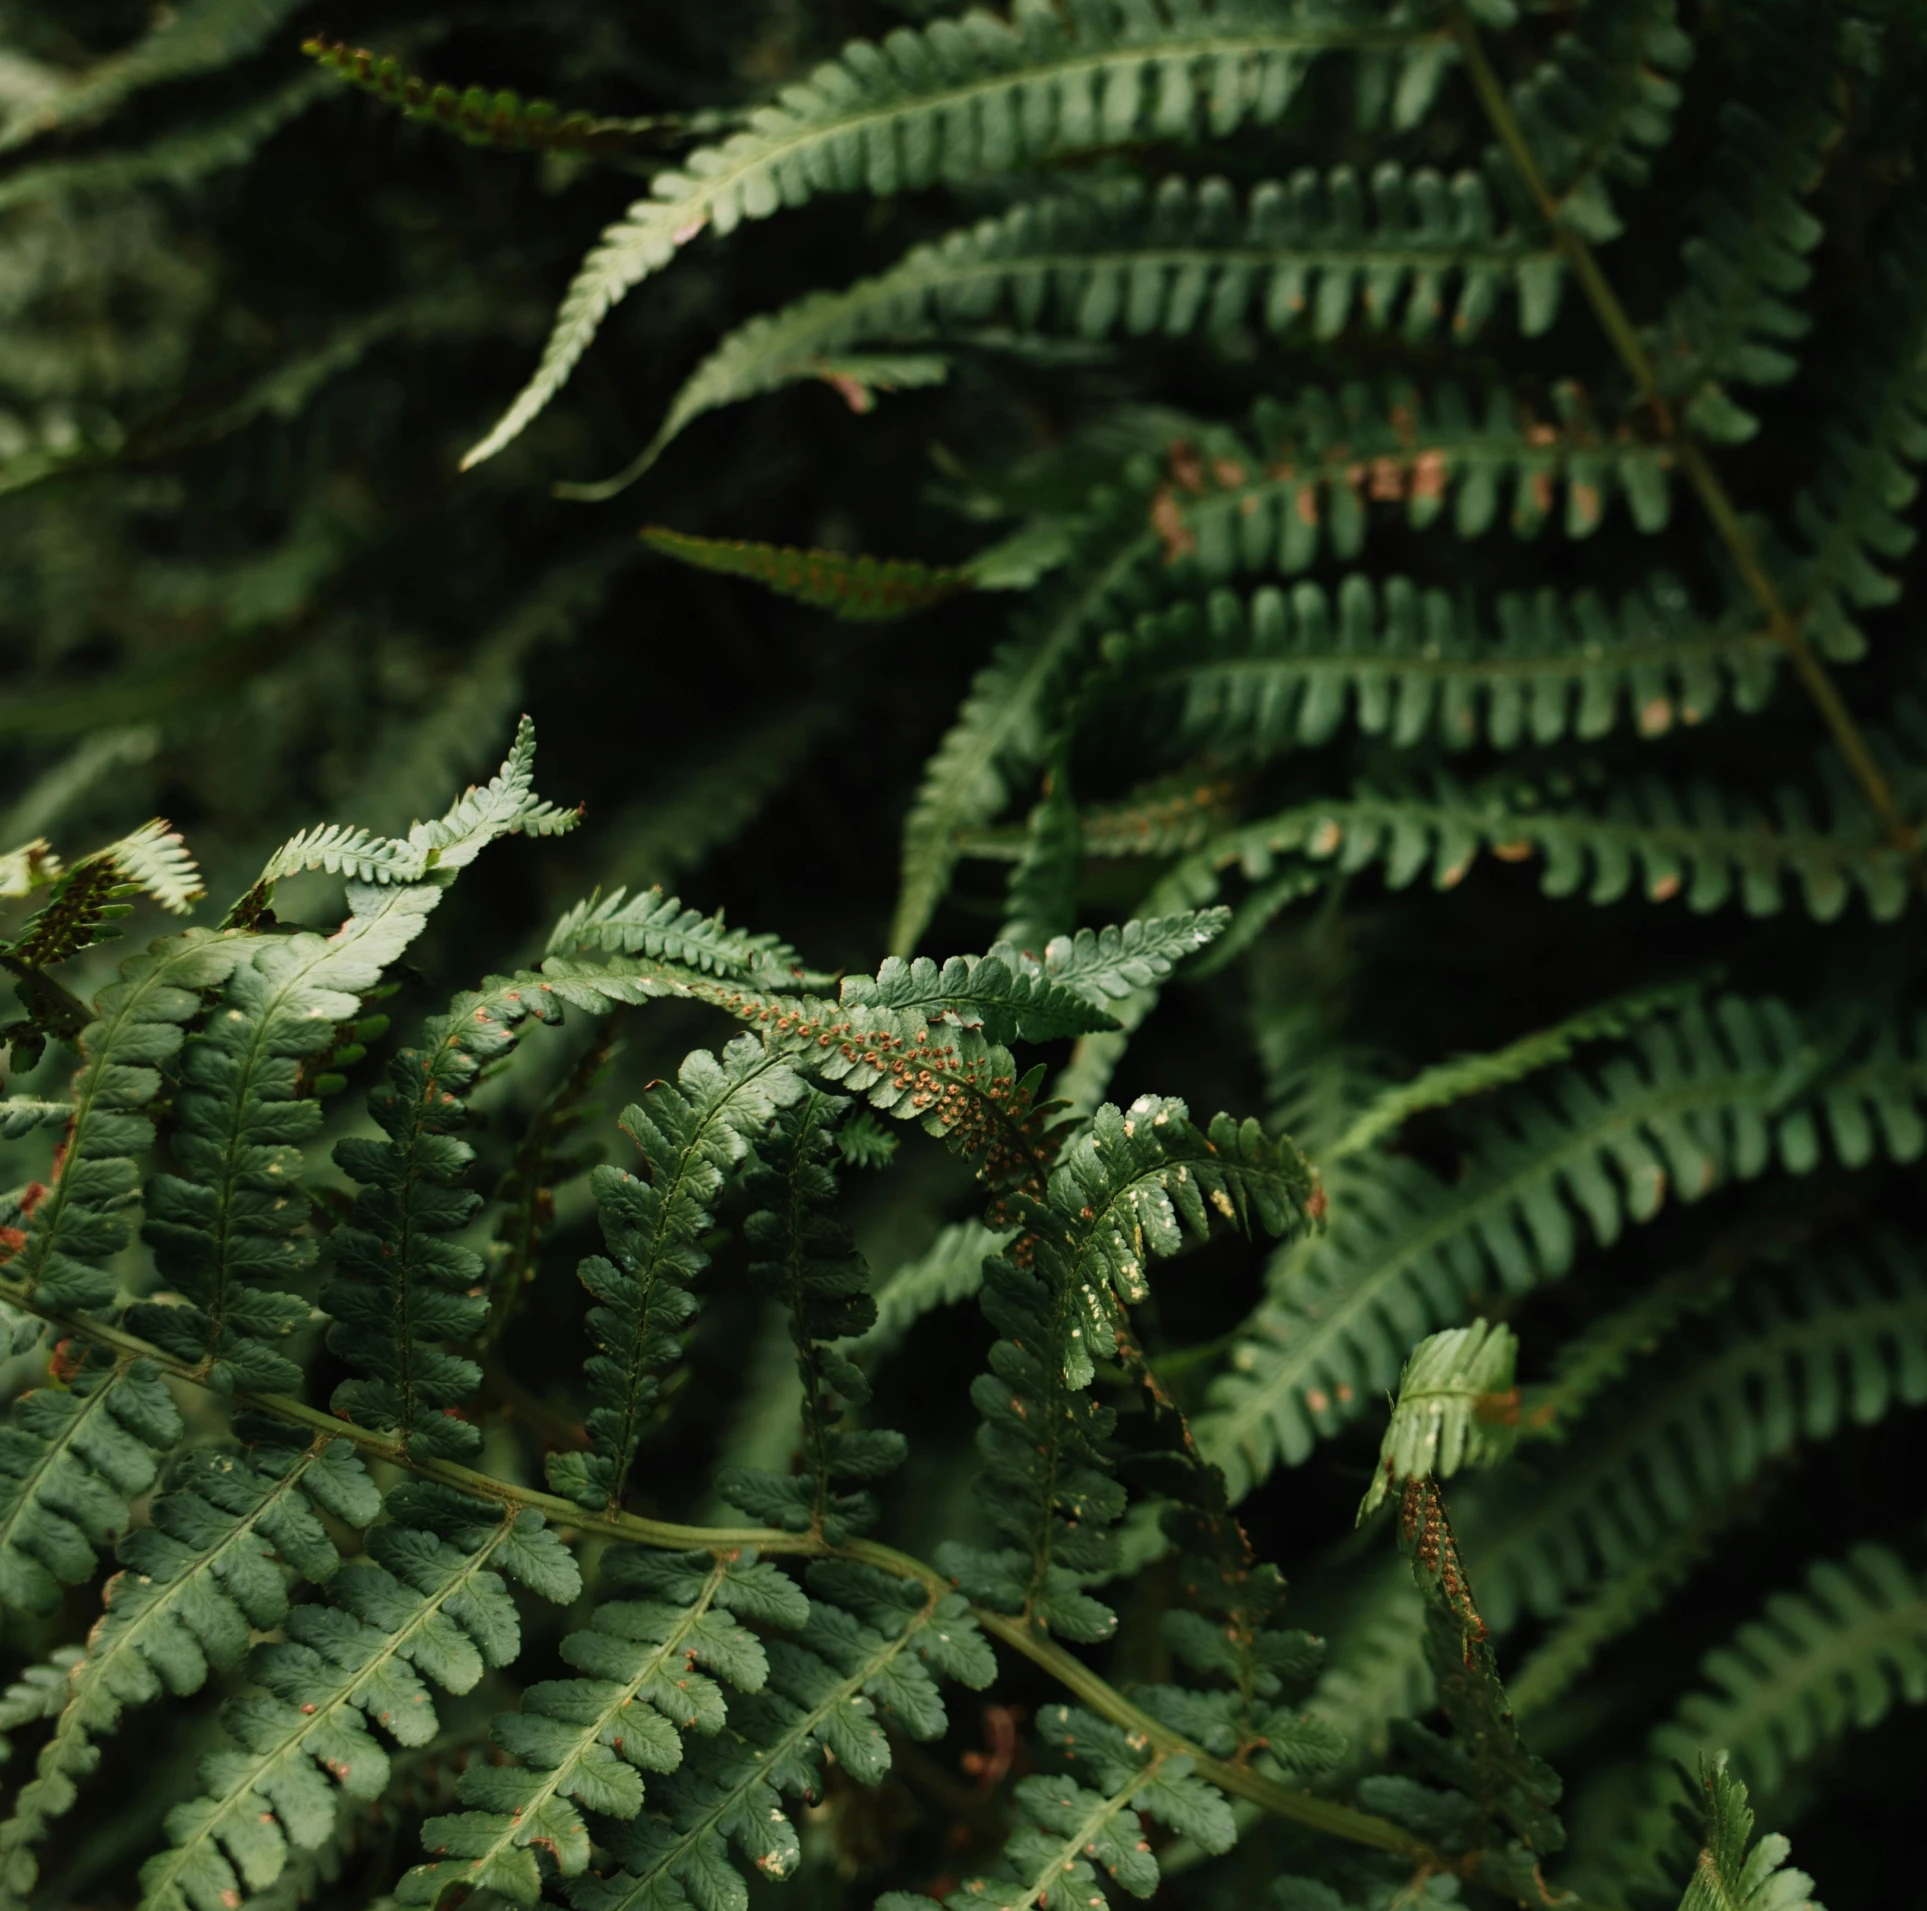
[1450,4,1919,869]
[0,1271,1446,1876]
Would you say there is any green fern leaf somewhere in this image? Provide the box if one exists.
[1667,1755,1825,1911]
[545,884,809,985]
[1357,1320,1520,1521]
[640,526,969,620]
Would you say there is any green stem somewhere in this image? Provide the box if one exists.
[0,1270,1431,1870]
[1449,3,1918,866]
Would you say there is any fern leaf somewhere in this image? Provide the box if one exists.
[134,1488,578,1911]
[0,0,308,155]
[544,884,807,984]
[571,1574,990,1911]
[3,821,203,972]
[1507,0,1693,242]
[0,1434,379,1899]
[395,1547,810,1906]
[855,1219,1007,1359]
[716,1094,907,1540]
[0,1653,77,1766]
[302,37,716,154]
[1653,3,1845,443]
[124,882,446,1394]
[1092,576,1778,762]
[1667,1755,1825,1911]
[1168,765,1909,923]
[837,948,1118,1045]
[7,930,249,1314]
[1197,998,1927,1496]
[640,527,969,620]
[321,972,568,1461]
[462,0,1444,467]
[634,172,1562,475]
[0,841,59,900]
[0,1358,181,1615]
[548,1037,808,1510]
[1357,1320,1519,1521]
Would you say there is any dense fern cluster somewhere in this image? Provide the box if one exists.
[4,0,1927,1907]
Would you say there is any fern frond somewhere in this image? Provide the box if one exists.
[0,1653,76,1766]
[0,1358,181,1615]
[634,173,1563,476]
[1197,998,1924,1496]
[1787,213,1927,661]
[570,1571,992,1911]
[837,948,1119,1044]
[1090,577,1776,761]
[3,821,203,973]
[547,1037,808,1510]
[0,1101,72,1141]
[716,1093,907,1540]
[302,37,719,154]
[1357,1320,1519,1521]
[7,930,249,1314]
[854,1219,1007,1359]
[463,0,1448,467]
[1667,1756,1825,1911]
[882,1702,1237,1911]
[134,1487,578,1911]
[944,1095,1314,1640]
[394,1547,811,1906]
[0,1434,380,1899]
[125,882,447,1394]
[640,527,969,620]
[0,841,60,901]
[252,715,579,893]
[0,0,307,155]
[1653,3,1844,443]
[1649,1543,1927,1797]
[544,885,807,984]
[1507,0,1692,242]
[320,972,567,1461]
[1166,765,1909,923]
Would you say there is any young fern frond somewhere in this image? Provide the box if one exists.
[462,0,1450,467]
[321,974,566,1460]
[715,1093,907,1540]
[134,1487,578,1911]
[640,527,970,620]
[395,1548,812,1906]
[548,1037,806,1510]
[1088,577,1777,761]
[633,169,1562,478]
[1197,997,1927,1497]
[1356,1320,1519,1521]
[0,1434,380,1899]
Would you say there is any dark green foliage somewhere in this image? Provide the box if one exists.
[641,526,971,620]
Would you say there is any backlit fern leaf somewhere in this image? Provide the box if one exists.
[463,0,1446,467]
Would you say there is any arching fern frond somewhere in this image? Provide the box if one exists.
[463,0,1448,466]
[632,171,1561,477]
[640,526,970,620]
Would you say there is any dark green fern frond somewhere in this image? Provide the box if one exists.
[548,1037,807,1510]
[134,1486,577,1911]
[640,527,970,620]
[716,1093,907,1541]
[464,0,1452,466]
[1088,577,1776,761]
[302,37,719,155]
[0,1433,380,1899]
[0,1358,181,1615]
[394,1547,811,1906]
[632,172,1562,478]
[321,973,567,1461]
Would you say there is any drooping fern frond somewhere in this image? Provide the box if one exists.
[640,527,970,621]
[1088,577,1777,762]
[395,1547,811,1906]
[632,170,1562,478]
[462,0,1451,467]
[547,1037,807,1510]
[880,1702,1238,1911]
[0,1434,381,1900]
[134,1487,578,1911]
[716,1093,907,1541]
[1198,997,1927,1496]
[1356,1320,1519,1521]
[320,972,567,1460]
[0,1358,182,1615]
[943,1094,1314,1640]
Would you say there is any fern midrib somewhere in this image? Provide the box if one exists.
[0,1366,126,1562]
[139,1517,516,1905]
[621,17,1435,255]
[1203,1061,1784,1478]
